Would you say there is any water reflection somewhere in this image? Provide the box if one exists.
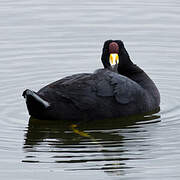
[23,112,160,175]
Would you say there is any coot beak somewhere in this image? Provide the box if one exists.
[109,53,119,72]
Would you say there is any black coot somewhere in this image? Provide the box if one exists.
[23,40,160,120]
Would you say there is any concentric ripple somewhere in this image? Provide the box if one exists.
[0,0,180,179]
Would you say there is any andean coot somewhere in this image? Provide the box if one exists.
[23,40,160,120]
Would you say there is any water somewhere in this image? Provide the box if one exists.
[0,0,180,179]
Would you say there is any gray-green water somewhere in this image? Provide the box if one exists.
[0,0,180,179]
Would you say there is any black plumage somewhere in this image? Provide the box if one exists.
[23,40,160,120]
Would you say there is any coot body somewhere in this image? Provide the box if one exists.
[23,40,160,120]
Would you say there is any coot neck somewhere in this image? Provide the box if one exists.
[118,64,144,79]
[118,63,154,91]
[119,63,160,105]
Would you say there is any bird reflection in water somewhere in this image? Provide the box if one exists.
[23,111,160,176]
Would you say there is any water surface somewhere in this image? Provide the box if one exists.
[0,0,180,179]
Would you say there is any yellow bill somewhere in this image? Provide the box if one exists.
[109,53,119,66]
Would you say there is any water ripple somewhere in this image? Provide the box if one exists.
[0,0,180,179]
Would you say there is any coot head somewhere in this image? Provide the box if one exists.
[101,40,134,73]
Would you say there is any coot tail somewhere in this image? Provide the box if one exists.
[23,89,50,118]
